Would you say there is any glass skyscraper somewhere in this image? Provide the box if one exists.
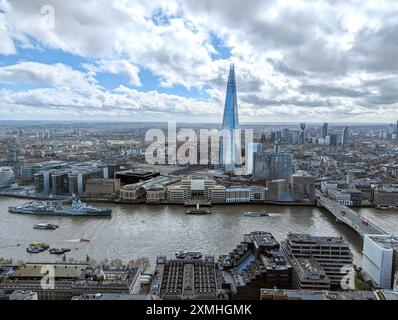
[220,64,239,172]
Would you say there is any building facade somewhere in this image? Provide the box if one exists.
[0,167,14,188]
[85,179,121,199]
[282,233,353,287]
[290,171,315,203]
[362,234,398,289]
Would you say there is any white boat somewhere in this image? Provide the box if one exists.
[243,211,269,217]
[33,223,59,230]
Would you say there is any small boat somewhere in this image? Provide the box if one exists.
[79,238,90,243]
[243,211,269,217]
[175,251,203,259]
[33,223,59,230]
[26,246,40,253]
[30,242,49,249]
[185,203,211,215]
[26,242,49,253]
[49,248,71,255]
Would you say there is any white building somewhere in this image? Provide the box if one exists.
[225,187,250,203]
[327,189,351,206]
[167,185,188,203]
[0,167,14,188]
[320,181,338,194]
[362,234,398,289]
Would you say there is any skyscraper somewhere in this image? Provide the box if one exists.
[322,122,328,139]
[330,133,337,146]
[253,147,294,181]
[220,64,239,172]
[299,123,305,144]
[342,126,349,147]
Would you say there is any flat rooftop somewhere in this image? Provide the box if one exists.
[367,235,398,249]
[244,231,279,247]
[10,263,88,279]
[261,251,291,270]
[116,170,159,177]
[287,233,347,244]
[297,257,323,273]
[261,289,375,300]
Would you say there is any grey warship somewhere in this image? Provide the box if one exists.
[9,196,111,217]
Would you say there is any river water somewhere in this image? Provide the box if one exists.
[1,196,397,268]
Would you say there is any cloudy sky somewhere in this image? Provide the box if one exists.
[0,0,398,123]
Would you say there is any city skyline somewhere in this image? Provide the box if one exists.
[0,1,398,123]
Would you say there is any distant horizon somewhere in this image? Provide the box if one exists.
[0,119,395,126]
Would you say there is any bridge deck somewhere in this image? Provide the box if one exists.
[317,193,386,237]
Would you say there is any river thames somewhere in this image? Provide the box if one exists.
[1,196,397,268]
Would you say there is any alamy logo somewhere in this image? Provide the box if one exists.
[40,265,55,290]
[144,121,253,175]
[340,264,356,290]
[40,5,55,30]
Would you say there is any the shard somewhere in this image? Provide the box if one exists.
[222,64,239,130]
[220,64,240,172]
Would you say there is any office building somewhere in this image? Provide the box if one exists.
[371,185,398,208]
[299,123,305,144]
[282,233,353,287]
[218,232,292,299]
[330,133,337,146]
[342,126,349,147]
[0,167,14,188]
[266,179,288,202]
[85,179,121,199]
[253,148,294,181]
[50,172,68,195]
[180,176,216,200]
[167,185,189,203]
[249,186,266,201]
[9,149,17,163]
[362,234,398,289]
[328,188,363,206]
[68,168,103,196]
[20,161,68,181]
[290,171,315,203]
[289,256,330,290]
[225,187,250,203]
[208,185,226,203]
[151,256,221,300]
[322,123,328,139]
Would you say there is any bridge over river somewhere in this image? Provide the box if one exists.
[317,192,387,238]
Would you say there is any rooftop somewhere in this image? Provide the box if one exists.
[244,231,279,248]
[367,234,398,249]
[260,289,375,300]
[287,233,347,245]
[10,263,88,279]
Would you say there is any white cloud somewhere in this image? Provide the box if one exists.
[82,60,141,87]
[0,61,98,91]
[1,0,398,122]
